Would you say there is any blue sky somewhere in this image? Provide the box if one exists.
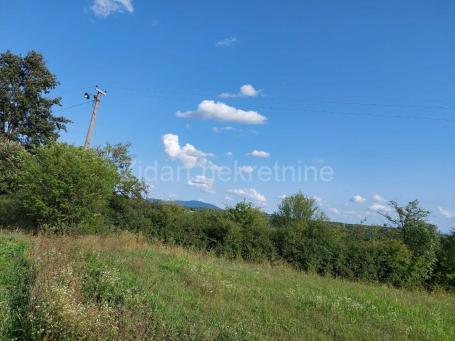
[1,0,454,231]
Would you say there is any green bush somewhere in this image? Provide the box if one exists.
[401,221,439,286]
[0,138,30,195]
[432,229,455,289]
[226,202,276,260]
[18,143,118,231]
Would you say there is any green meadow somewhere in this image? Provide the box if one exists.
[1,231,454,340]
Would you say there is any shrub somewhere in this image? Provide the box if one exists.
[432,229,455,289]
[226,202,275,260]
[18,143,118,231]
[0,138,30,195]
[273,220,339,275]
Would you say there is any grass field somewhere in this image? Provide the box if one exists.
[1,231,455,340]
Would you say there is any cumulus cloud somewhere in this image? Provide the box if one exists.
[177,100,267,125]
[227,188,266,202]
[369,202,392,213]
[439,207,455,219]
[372,194,387,202]
[248,150,270,158]
[219,84,262,98]
[351,195,366,204]
[162,133,219,170]
[91,0,134,16]
[238,166,254,174]
[187,175,214,193]
[225,152,233,157]
[216,37,237,47]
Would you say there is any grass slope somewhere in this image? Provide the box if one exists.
[1,231,455,340]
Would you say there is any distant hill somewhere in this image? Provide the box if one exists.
[149,199,219,210]
[174,200,219,210]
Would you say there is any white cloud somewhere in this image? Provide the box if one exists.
[216,37,237,47]
[225,152,233,157]
[228,188,266,202]
[372,194,387,202]
[248,150,270,158]
[238,166,254,174]
[177,100,267,125]
[369,202,392,213]
[162,133,219,170]
[351,195,366,204]
[187,176,214,193]
[91,0,134,16]
[329,207,340,215]
[439,207,455,219]
[219,84,262,98]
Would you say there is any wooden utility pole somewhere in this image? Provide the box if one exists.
[84,86,106,149]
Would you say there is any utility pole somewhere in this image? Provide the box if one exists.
[84,86,106,149]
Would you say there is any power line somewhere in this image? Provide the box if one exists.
[111,91,455,123]
[106,84,455,112]
[53,100,92,113]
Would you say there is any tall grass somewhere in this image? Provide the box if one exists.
[0,234,31,340]
[20,232,455,340]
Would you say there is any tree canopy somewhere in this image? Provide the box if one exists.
[0,50,69,148]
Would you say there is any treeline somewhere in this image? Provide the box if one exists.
[0,139,454,290]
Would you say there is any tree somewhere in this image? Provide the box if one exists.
[271,192,326,227]
[18,143,118,231]
[97,143,148,199]
[0,50,69,148]
[384,200,439,286]
[382,200,430,229]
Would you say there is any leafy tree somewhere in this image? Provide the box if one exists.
[271,192,326,227]
[382,200,430,229]
[0,50,69,148]
[383,200,439,286]
[97,143,148,199]
[18,143,118,231]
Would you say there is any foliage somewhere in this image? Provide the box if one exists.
[0,138,30,195]
[97,143,148,199]
[271,192,326,227]
[433,229,455,289]
[384,200,439,286]
[18,143,118,231]
[0,50,69,148]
